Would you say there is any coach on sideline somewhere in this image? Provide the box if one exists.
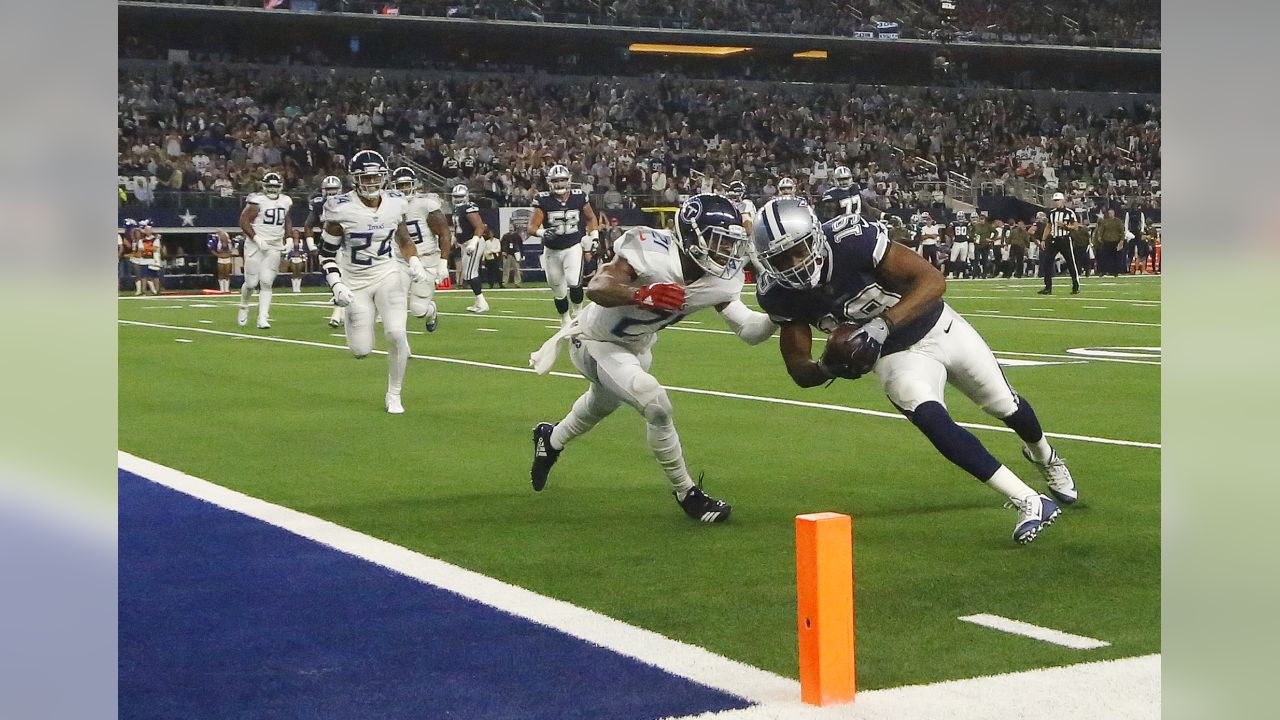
[1038,192,1081,295]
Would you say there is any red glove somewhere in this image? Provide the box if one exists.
[633,283,686,312]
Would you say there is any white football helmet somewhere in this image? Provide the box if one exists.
[833,165,854,190]
[778,177,797,197]
[321,175,342,197]
[451,183,469,205]
[547,164,571,195]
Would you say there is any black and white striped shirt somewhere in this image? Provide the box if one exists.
[1047,207,1076,238]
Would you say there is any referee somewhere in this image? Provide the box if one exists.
[1038,192,1081,295]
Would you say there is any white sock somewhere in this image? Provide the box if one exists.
[291,277,301,293]
[330,306,344,322]
[240,282,253,307]
[648,420,693,495]
[551,391,616,450]
[1025,436,1054,463]
[986,465,1038,502]
[571,302,581,316]
[386,334,408,395]
[258,286,272,320]
[134,280,143,294]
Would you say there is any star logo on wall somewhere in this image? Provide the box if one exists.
[179,209,197,227]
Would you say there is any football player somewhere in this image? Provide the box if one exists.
[529,164,599,326]
[948,211,972,279]
[451,184,489,313]
[777,177,798,199]
[305,176,346,326]
[752,197,1077,545]
[208,230,235,292]
[727,180,762,275]
[528,194,776,522]
[237,172,294,329]
[393,167,453,331]
[319,150,431,414]
[816,165,861,222]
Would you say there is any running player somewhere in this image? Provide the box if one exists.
[393,167,453,331]
[237,172,293,329]
[529,164,599,326]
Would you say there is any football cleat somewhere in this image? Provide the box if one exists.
[676,483,731,523]
[237,306,249,327]
[425,311,438,333]
[1008,494,1061,545]
[1022,447,1078,504]
[530,422,560,491]
[1071,287,1081,295]
[385,393,404,414]
[328,317,340,328]
[257,318,271,329]
[1037,288,1052,295]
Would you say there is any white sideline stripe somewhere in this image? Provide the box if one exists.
[947,295,1161,305]
[965,313,1159,327]
[958,614,1111,650]
[116,452,797,704]
[661,654,1159,720]
[117,320,1162,450]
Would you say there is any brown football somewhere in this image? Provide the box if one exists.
[822,323,867,367]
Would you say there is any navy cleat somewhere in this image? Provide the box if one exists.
[530,422,560,491]
[1022,446,1078,505]
[676,482,731,523]
[1009,494,1061,545]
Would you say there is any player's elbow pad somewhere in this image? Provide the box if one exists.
[721,302,777,345]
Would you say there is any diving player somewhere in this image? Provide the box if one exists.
[318,150,430,415]
[751,197,1077,545]
[529,164,599,326]
[393,167,453,331]
[237,172,294,329]
[451,184,489,313]
[306,176,346,326]
[528,194,777,522]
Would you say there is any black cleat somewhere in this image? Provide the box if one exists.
[531,422,560,491]
[676,483,732,523]
[1070,287,1081,295]
[1037,288,1052,295]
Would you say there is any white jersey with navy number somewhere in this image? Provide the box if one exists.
[396,193,445,258]
[577,226,745,350]
[323,189,409,291]
[247,193,293,249]
[734,198,758,227]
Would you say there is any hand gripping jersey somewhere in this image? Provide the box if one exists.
[757,215,944,356]
[453,199,482,243]
[535,189,590,250]
[577,227,744,350]
[398,193,445,257]
[322,189,409,290]
[246,192,293,249]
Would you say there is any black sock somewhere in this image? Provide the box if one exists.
[554,296,570,315]
[470,278,482,295]
[569,286,584,305]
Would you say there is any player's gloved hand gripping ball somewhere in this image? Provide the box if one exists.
[633,283,686,312]
[821,317,891,379]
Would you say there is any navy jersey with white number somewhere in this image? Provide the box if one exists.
[535,190,589,250]
[309,194,326,219]
[952,222,970,242]
[453,201,482,243]
[757,215,943,356]
[823,186,862,216]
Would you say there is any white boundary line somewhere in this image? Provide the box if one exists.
[958,614,1111,650]
[118,320,1162,450]
[118,451,799,705]
[964,313,1159,328]
[947,295,1161,305]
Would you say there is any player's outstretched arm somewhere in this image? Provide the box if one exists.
[716,300,777,346]
[585,255,640,307]
[874,242,946,331]
[427,209,452,257]
[779,321,835,388]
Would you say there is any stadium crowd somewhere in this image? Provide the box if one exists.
[118,62,1160,214]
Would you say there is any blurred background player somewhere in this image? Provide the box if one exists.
[823,165,862,219]
[529,194,775,522]
[752,198,1076,545]
[948,210,972,278]
[392,166,452,331]
[319,150,429,415]
[451,183,489,314]
[529,164,599,326]
[237,172,294,328]
[284,229,313,293]
[777,176,797,199]
[305,175,346,326]
[208,230,235,292]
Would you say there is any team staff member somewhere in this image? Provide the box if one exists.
[1038,193,1080,295]
[500,226,523,287]
[1093,208,1126,276]
[1006,220,1029,278]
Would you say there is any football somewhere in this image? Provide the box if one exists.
[822,323,869,376]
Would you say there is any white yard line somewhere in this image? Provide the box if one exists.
[117,452,797,705]
[958,614,1111,650]
[965,313,1159,328]
[118,320,1162,450]
[947,295,1161,305]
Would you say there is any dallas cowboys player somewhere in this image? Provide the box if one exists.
[777,177,798,199]
[752,198,1077,544]
[529,194,777,522]
[451,183,489,313]
[529,164,599,326]
[319,150,430,414]
[305,176,345,326]
[237,172,293,328]
[392,167,453,331]
[816,165,861,221]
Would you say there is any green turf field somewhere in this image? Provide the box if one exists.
[117,275,1160,689]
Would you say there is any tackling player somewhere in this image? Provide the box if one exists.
[237,172,294,329]
[451,184,489,313]
[529,164,599,326]
[752,197,1077,545]
[393,167,453,331]
[319,150,431,414]
[529,194,777,522]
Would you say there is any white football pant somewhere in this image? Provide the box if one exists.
[542,244,584,299]
[241,245,281,322]
[345,271,411,397]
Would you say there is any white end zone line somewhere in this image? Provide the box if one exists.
[118,320,1161,450]
[958,614,1111,650]
[118,451,798,705]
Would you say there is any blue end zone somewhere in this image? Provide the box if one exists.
[119,469,751,720]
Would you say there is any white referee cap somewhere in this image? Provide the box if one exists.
[1052,192,1066,201]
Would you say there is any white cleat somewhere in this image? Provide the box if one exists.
[466,304,484,313]
[385,393,404,414]
[327,318,341,328]
[1022,447,1078,505]
[257,318,271,329]
[237,306,249,327]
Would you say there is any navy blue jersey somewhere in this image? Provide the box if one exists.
[951,222,970,242]
[535,189,590,250]
[309,195,326,219]
[757,215,944,356]
[453,201,482,242]
[824,186,861,214]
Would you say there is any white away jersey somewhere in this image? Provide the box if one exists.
[246,192,293,248]
[734,198,758,226]
[323,190,409,290]
[397,193,445,258]
[577,226,745,348]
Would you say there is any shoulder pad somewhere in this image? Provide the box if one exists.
[334,195,351,204]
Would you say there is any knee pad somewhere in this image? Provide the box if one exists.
[569,286,585,305]
[631,374,673,425]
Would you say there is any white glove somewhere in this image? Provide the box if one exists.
[331,281,354,307]
[407,255,428,283]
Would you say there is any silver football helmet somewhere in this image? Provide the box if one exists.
[777,177,797,197]
[547,164,571,195]
[451,183,469,204]
[321,175,342,197]
[832,165,854,190]
[753,197,830,290]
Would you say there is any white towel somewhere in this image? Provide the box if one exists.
[529,318,583,375]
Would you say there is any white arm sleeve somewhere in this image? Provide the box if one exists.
[720,299,777,346]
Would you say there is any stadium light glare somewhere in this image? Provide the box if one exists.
[628,43,751,56]
[793,50,829,60]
